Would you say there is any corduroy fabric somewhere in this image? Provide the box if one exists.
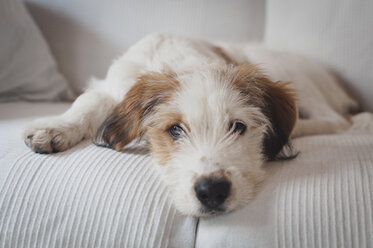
[196,131,373,248]
[1,103,373,248]
[0,102,196,248]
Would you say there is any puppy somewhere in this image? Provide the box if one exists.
[24,34,357,216]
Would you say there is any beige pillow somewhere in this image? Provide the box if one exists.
[0,0,74,101]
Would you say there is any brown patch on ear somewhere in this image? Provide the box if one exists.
[211,46,236,65]
[94,72,180,151]
[261,80,297,160]
[232,63,297,160]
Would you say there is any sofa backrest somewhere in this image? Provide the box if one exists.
[25,0,265,92]
[265,0,373,111]
[26,0,372,111]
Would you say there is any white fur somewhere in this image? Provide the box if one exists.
[154,65,268,216]
[24,33,358,216]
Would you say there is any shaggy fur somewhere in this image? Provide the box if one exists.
[24,34,358,216]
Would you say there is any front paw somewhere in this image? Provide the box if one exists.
[24,125,74,154]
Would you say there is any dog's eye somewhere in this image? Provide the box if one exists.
[168,124,184,139]
[229,121,247,135]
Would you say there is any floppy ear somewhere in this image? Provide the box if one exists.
[94,72,179,151]
[260,79,297,160]
[233,63,297,160]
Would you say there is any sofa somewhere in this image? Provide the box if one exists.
[0,0,372,247]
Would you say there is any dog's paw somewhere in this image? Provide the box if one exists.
[23,122,78,154]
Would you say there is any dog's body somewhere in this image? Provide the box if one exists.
[24,34,357,216]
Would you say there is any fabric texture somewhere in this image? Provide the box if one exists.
[1,0,373,245]
[196,125,373,248]
[264,0,373,111]
[0,102,197,248]
[0,0,73,101]
[1,107,373,248]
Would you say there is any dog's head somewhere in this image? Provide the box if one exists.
[95,63,296,216]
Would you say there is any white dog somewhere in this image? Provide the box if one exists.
[24,34,358,216]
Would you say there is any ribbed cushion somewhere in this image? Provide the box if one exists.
[196,130,373,247]
[2,103,373,248]
[0,102,196,248]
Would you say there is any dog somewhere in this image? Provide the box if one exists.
[24,34,358,216]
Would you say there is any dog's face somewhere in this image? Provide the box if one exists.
[95,63,296,216]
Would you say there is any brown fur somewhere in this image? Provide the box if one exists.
[94,72,180,151]
[211,46,236,65]
[231,63,297,160]
[146,112,188,165]
[96,63,296,161]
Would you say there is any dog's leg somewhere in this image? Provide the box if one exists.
[292,117,351,137]
[24,90,117,153]
[291,102,351,138]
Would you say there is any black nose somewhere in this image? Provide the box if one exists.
[194,178,230,210]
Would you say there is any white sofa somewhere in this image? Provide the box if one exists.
[1,0,372,247]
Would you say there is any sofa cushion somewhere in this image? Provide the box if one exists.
[196,124,373,247]
[0,0,73,101]
[0,102,197,248]
[264,0,373,111]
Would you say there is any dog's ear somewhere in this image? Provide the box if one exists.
[232,63,297,160]
[94,72,179,151]
[260,79,297,160]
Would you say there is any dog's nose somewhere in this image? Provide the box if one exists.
[194,178,230,210]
